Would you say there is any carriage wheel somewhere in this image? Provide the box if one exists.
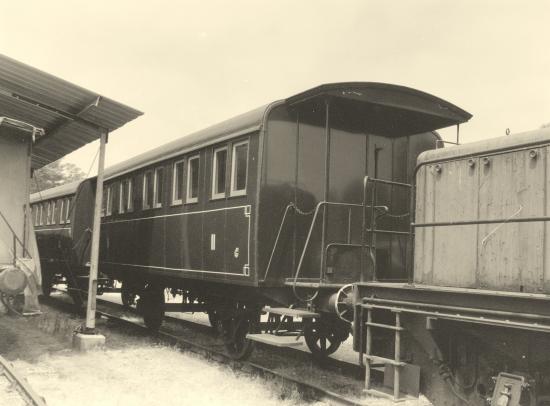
[207,308,219,331]
[303,318,342,358]
[221,303,259,360]
[121,281,137,308]
[41,269,54,297]
[0,293,24,315]
[138,284,165,331]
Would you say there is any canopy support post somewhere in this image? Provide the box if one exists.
[74,131,107,351]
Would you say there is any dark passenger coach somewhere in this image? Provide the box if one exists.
[32,83,471,359]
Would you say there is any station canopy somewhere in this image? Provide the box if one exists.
[0,54,143,169]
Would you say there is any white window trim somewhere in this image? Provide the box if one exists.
[153,167,164,209]
[186,155,199,204]
[230,140,249,197]
[65,198,71,224]
[119,182,126,214]
[59,199,65,224]
[171,160,184,206]
[51,201,56,225]
[46,202,51,225]
[211,146,228,200]
[39,204,43,226]
[127,179,133,212]
[106,186,113,216]
[143,171,153,210]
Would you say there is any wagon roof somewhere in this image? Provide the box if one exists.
[30,180,81,203]
[102,82,471,181]
[417,126,550,165]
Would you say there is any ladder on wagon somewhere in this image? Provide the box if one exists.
[361,304,417,402]
[0,355,47,405]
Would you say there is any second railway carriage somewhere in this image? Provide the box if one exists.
[33,82,472,359]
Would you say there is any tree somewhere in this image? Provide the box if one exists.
[30,161,86,193]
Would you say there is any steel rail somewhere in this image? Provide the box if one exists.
[0,355,47,406]
[94,308,364,406]
[44,292,365,405]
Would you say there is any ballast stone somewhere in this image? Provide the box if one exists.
[73,333,106,352]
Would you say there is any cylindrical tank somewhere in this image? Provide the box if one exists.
[0,266,27,295]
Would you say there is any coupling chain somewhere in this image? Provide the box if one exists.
[290,202,315,216]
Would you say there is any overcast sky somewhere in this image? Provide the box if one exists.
[1,0,549,173]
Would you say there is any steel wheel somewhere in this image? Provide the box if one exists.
[303,318,342,358]
[138,285,164,331]
[0,293,24,315]
[121,281,137,308]
[221,315,255,360]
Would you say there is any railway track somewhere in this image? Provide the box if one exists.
[44,291,367,405]
[0,355,47,406]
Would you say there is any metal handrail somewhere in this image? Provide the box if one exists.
[262,204,297,283]
[362,176,413,281]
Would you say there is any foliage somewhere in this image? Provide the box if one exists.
[31,161,86,193]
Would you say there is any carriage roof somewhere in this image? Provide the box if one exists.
[30,179,81,203]
[101,82,471,181]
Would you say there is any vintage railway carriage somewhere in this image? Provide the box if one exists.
[353,128,550,404]
[30,181,88,299]
[32,82,472,359]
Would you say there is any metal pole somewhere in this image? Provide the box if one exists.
[85,131,107,331]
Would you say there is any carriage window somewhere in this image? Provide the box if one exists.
[106,185,113,216]
[33,205,38,226]
[51,201,57,224]
[59,199,65,224]
[172,160,185,205]
[119,181,126,214]
[119,179,133,214]
[231,141,248,196]
[46,202,51,225]
[212,147,227,199]
[154,167,164,208]
[65,198,71,223]
[126,179,133,212]
[143,171,154,209]
[39,204,44,226]
[187,156,199,203]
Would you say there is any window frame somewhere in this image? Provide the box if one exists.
[211,146,228,200]
[153,167,164,209]
[126,178,134,213]
[46,202,51,225]
[59,199,65,224]
[119,181,126,214]
[230,140,249,197]
[106,185,113,217]
[142,170,154,210]
[39,204,44,226]
[186,155,200,204]
[171,159,185,206]
[65,198,71,224]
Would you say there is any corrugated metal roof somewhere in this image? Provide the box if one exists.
[29,180,81,203]
[0,54,143,169]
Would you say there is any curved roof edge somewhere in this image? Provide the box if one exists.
[286,82,472,125]
[30,179,81,203]
[417,127,550,164]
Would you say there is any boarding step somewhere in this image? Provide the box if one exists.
[366,355,407,367]
[246,333,303,347]
[263,306,320,318]
[364,388,416,403]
